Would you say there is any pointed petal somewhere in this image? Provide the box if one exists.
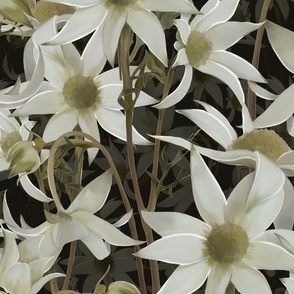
[142,211,210,237]
[151,135,193,151]
[248,81,278,100]
[112,210,133,227]
[139,0,198,13]
[231,263,271,294]
[177,108,236,149]
[127,6,167,66]
[241,105,254,133]
[135,234,205,265]
[245,241,294,271]
[158,262,210,294]
[205,265,231,294]
[207,21,263,50]
[95,107,151,145]
[61,43,83,75]
[190,146,226,225]
[155,64,192,109]
[210,51,266,83]
[265,20,294,73]
[174,19,191,44]
[253,84,294,128]
[31,273,65,294]
[198,59,245,105]
[67,169,112,214]
[19,175,53,202]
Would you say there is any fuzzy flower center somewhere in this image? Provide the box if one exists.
[105,0,137,8]
[230,129,290,161]
[32,0,75,23]
[185,30,213,68]
[62,75,100,111]
[205,223,249,265]
[0,131,22,157]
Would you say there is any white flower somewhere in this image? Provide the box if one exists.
[135,149,294,294]
[281,278,294,294]
[4,169,143,263]
[41,0,198,65]
[249,21,294,129]
[13,42,158,163]
[154,102,294,229]
[155,0,265,109]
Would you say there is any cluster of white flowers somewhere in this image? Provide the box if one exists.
[0,0,294,293]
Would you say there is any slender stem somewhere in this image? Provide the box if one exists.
[246,0,271,119]
[62,240,77,290]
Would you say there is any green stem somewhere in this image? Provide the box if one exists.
[246,0,271,120]
[62,240,77,290]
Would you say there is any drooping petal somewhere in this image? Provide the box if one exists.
[127,6,167,66]
[139,0,198,13]
[231,263,271,294]
[277,150,294,177]
[248,81,278,100]
[209,51,266,83]
[141,211,210,237]
[158,262,210,294]
[253,84,294,128]
[198,59,245,105]
[206,21,263,51]
[155,64,193,109]
[265,20,294,73]
[205,265,231,294]
[135,233,205,265]
[245,241,294,271]
[190,146,226,225]
[31,273,65,294]
[67,169,112,214]
[151,135,193,151]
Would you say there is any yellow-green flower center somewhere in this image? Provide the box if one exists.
[104,0,137,8]
[204,223,249,265]
[32,0,75,23]
[1,131,22,157]
[230,129,290,161]
[62,75,100,111]
[185,30,213,68]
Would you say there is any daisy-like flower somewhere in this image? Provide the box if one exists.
[135,148,294,294]
[155,0,266,109]
[41,0,198,66]
[13,41,157,163]
[154,102,294,229]
[249,21,294,129]
[4,169,143,263]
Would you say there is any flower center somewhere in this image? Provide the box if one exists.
[32,0,75,23]
[185,30,213,68]
[62,75,100,111]
[0,131,22,157]
[104,0,137,8]
[204,223,249,265]
[229,129,290,161]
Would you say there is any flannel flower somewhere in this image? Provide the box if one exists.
[155,0,266,109]
[41,0,198,65]
[155,102,294,229]
[135,148,294,294]
[249,21,294,130]
[12,41,158,163]
[4,169,143,263]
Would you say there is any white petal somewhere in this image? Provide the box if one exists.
[155,64,192,109]
[142,211,210,237]
[19,175,52,202]
[253,83,294,128]
[127,6,167,66]
[241,105,254,134]
[151,135,193,151]
[190,146,226,225]
[274,177,294,229]
[245,241,294,271]
[95,107,151,145]
[177,108,236,149]
[207,21,263,51]
[277,150,294,177]
[49,5,107,45]
[158,262,210,294]
[31,273,65,294]
[42,110,77,142]
[205,265,231,294]
[61,43,83,75]
[99,84,124,109]
[248,81,278,100]
[174,19,191,44]
[139,0,198,13]
[231,263,271,294]
[172,48,189,66]
[281,278,294,294]
[135,234,205,265]
[196,0,239,31]
[45,0,99,7]
[102,8,126,66]
[265,20,294,73]
[67,169,112,214]
[112,210,133,227]
[198,59,245,105]
[210,51,266,83]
